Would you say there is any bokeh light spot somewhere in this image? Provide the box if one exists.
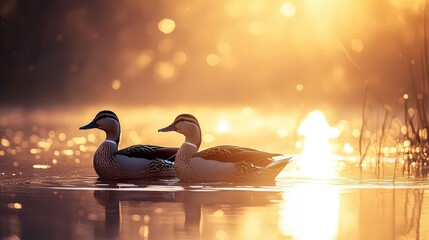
[173,51,187,65]
[249,21,265,36]
[277,127,288,138]
[352,129,360,138]
[217,41,231,54]
[296,84,304,92]
[137,52,153,68]
[112,79,121,90]
[58,133,66,141]
[206,53,220,66]
[156,62,176,80]
[1,138,10,147]
[342,142,354,154]
[216,119,230,133]
[158,18,176,34]
[8,203,22,209]
[87,133,96,143]
[280,2,296,17]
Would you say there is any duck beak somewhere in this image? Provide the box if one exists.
[158,124,176,132]
[79,120,98,130]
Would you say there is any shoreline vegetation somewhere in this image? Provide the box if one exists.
[359,6,429,179]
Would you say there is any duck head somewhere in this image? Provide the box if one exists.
[158,114,202,148]
[80,110,121,144]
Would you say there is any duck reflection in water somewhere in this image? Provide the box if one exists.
[92,179,283,239]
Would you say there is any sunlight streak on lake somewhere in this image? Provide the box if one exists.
[279,184,340,240]
[294,110,340,178]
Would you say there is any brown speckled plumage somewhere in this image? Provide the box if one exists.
[80,110,177,180]
[94,142,176,179]
[160,114,292,182]
[174,143,201,180]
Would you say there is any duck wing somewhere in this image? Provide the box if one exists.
[195,145,282,167]
[115,145,178,161]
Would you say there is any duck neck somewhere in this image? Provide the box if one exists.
[104,123,121,145]
[185,135,201,149]
[176,141,199,163]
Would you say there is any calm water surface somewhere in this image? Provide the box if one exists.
[1,112,429,240]
[2,166,429,240]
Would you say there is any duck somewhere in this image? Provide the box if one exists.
[79,110,178,179]
[158,114,292,182]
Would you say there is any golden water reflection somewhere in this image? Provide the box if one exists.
[1,160,429,240]
[2,184,424,239]
[0,107,365,179]
[280,184,339,239]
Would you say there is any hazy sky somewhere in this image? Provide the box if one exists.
[0,0,425,112]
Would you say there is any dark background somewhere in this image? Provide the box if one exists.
[0,0,424,112]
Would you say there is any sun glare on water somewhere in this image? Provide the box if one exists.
[295,110,340,178]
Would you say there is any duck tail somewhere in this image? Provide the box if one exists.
[265,156,293,175]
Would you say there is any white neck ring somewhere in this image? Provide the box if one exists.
[184,141,197,149]
[104,140,117,145]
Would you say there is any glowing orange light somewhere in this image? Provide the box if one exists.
[79,145,87,152]
[296,84,304,92]
[206,53,220,66]
[280,2,296,17]
[58,133,66,141]
[37,140,51,149]
[87,133,96,142]
[215,230,228,240]
[158,18,176,34]
[342,142,354,154]
[30,148,41,154]
[1,138,10,147]
[8,203,22,209]
[61,150,74,156]
[32,164,51,169]
[297,110,340,178]
[48,130,56,139]
[112,79,121,90]
[173,51,187,65]
[279,186,339,239]
[72,137,87,145]
[403,93,409,99]
[277,127,288,138]
[131,214,141,221]
[156,62,176,80]
[249,21,265,36]
[139,225,149,238]
[351,129,360,138]
[136,52,153,68]
[217,41,231,53]
[216,119,230,133]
